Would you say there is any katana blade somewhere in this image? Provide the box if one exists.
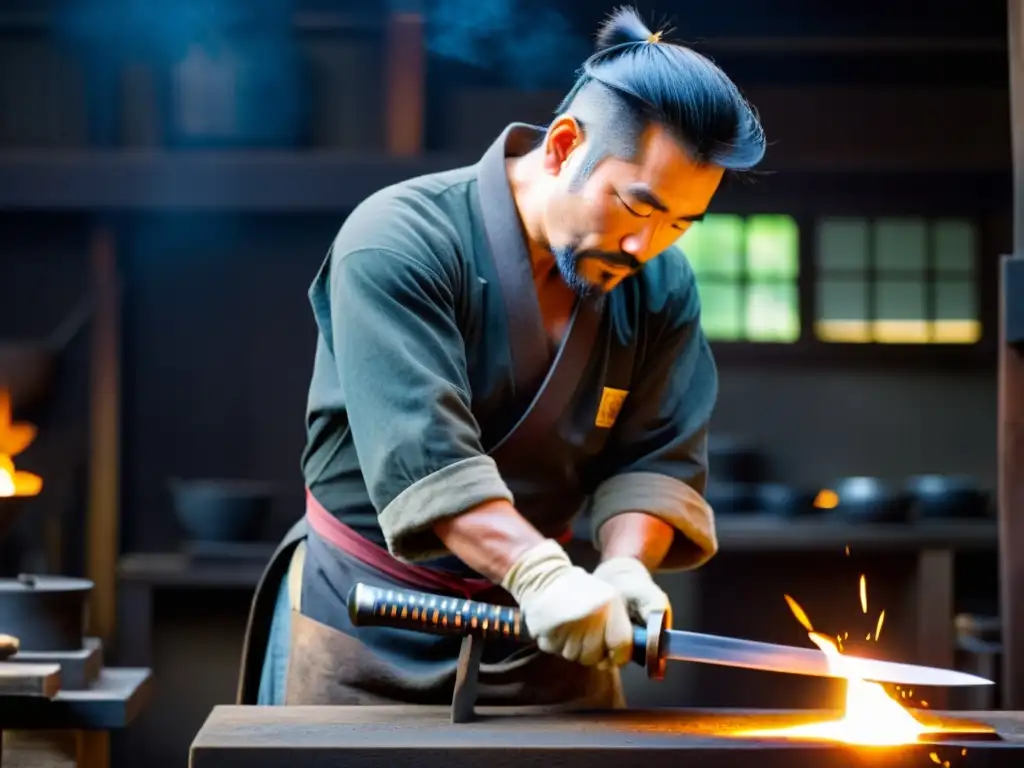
[346,582,993,687]
[661,628,993,687]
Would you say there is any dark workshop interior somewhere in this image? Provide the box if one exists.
[1,0,1023,765]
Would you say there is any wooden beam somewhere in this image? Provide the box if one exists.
[999,257,1024,710]
[85,226,120,645]
[384,8,425,156]
[915,550,955,710]
[690,37,1005,53]
[0,662,61,697]
[999,0,1024,710]
[1012,0,1024,256]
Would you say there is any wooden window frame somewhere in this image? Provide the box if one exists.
[700,177,1002,371]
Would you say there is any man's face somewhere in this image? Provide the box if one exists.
[542,119,725,296]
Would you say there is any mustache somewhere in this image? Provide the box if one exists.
[574,250,641,272]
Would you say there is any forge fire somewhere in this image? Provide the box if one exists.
[0,388,42,498]
[733,574,988,748]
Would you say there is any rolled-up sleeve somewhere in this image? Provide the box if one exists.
[587,273,719,571]
[327,245,512,561]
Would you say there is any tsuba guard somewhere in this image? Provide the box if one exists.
[644,609,668,680]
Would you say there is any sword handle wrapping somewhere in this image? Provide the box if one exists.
[346,582,668,679]
[347,583,526,642]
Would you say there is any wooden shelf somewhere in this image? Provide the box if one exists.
[714,515,997,552]
[0,667,151,729]
[0,150,477,212]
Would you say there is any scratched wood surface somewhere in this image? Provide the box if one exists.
[189,706,1024,768]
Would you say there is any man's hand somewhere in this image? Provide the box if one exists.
[593,556,672,627]
[502,539,633,668]
[595,511,674,625]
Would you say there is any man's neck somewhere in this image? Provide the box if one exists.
[505,152,576,342]
[505,153,555,274]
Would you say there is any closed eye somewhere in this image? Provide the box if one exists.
[614,191,651,218]
[615,191,692,233]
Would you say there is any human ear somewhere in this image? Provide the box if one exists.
[543,116,583,176]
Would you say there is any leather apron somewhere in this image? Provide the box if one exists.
[235,124,638,707]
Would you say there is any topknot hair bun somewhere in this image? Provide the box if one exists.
[595,7,658,51]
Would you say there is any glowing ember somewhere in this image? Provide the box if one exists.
[860,574,868,613]
[0,389,42,498]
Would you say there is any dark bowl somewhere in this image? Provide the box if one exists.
[832,476,912,523]
[0,342,55,411]
[905,474,990,520]
[169,478,275,543]
[705,482,762,515]
[707,438,768,485]
[758,483,824,518]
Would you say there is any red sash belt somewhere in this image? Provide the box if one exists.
[304,489,573,599]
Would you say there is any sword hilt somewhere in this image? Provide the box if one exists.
[346,582,668,680]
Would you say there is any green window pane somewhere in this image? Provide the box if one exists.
[935,278,977,321]
[697,282,743,340]
[875,278,926,321]
[873,278,927,342]
[746,282,799,342]
[746,215,799,279]
[874,217,927,275]
[934,278,980,343]
[816,278,869,342]
[817,218,869,272]
[933,219,977,275]
[817,279,868,321]
[677,215,744,278]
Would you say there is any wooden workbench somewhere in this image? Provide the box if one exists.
[189,705,1023,768]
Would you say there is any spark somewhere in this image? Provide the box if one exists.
[784,595,814,632]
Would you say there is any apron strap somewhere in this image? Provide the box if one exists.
[235,517,307,704]
[305,490,574,598]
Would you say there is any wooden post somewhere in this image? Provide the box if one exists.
[915,550,954,709]
[1012,0,1024,257]
[998,257,1024,710]
[384,5,425,156]
[999,0,1024,710]
[85,225,120,645]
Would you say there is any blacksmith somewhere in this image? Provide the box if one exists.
[237,6,766,708]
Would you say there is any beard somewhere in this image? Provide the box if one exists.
[552,245,641,297]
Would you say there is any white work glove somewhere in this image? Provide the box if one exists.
[593,556,672,627]
[502,539,633,668]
